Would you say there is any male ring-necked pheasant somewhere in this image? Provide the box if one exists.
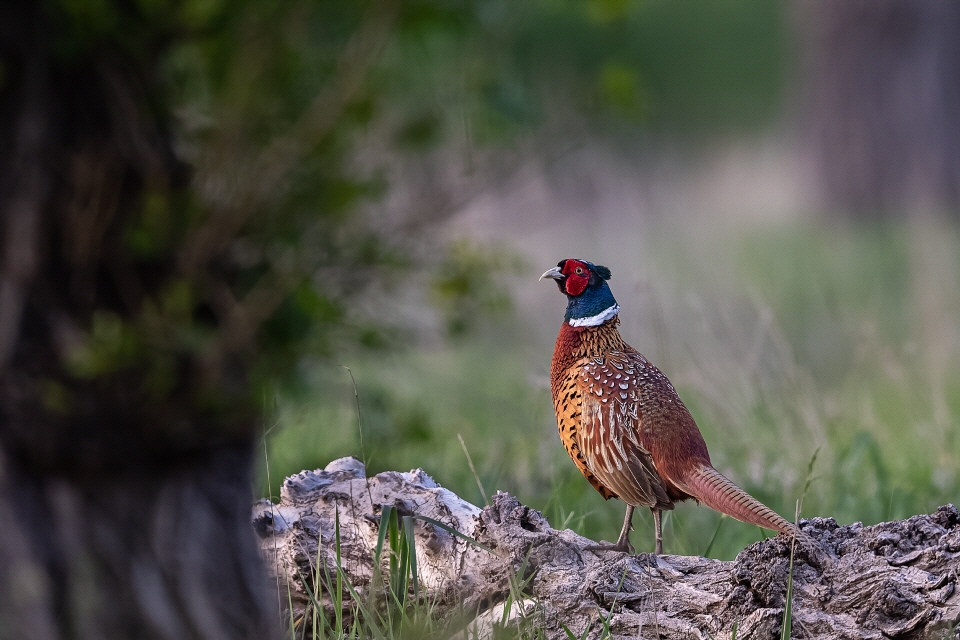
[541,258,796,554]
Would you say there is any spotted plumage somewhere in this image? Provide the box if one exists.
[542,258,796,554]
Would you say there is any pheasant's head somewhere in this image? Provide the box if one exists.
[540,258,619,327]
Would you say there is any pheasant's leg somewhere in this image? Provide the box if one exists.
[584,505,635,554]
[614,505,635,551]
[653,508,663,555]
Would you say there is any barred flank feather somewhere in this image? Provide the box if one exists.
[682,465,796,536]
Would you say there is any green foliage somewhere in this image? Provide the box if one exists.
[66,311,143,379]
[41,0,790,428]
[431,242,525,338]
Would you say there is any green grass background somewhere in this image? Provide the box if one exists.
[260,219,960,561]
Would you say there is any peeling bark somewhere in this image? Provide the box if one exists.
[254,457,960,639]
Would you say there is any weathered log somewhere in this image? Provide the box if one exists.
[253,457,960,639]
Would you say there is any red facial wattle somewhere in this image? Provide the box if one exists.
[565,275,589,296]
[561,260,590,296]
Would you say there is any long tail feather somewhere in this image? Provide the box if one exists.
[683,465,835,565]
[681,465,795,535]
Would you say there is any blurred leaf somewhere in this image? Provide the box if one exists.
[598,61,648,120]
[586,0,632,24]
[263,285,342,347]
[40,380,75,415]
[179,0,225,30]
[431,241,524,338]
[66,311,142,379]
[60,0,119,39]
[483,78,538,128]
[394,112,443,149]
[160,281,195,321]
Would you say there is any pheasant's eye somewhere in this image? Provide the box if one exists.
[575,267,584,275]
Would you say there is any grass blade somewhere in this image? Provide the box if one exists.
[458,433,489,505]
[402,515,420,601]
[375,505,394,563]
[780,500,800,640]
[702,515,725,558]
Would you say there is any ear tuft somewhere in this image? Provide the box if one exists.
[593,264,612,280]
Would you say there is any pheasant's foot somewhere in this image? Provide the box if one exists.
[584,506,638,555]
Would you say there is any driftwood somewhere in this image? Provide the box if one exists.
[253,457,960,639]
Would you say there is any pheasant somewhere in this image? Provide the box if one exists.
[541,258,796,555]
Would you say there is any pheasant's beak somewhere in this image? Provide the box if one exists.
[539,266,564,281]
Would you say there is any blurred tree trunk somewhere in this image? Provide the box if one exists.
[0,3,276,638]
[801,0,960,218]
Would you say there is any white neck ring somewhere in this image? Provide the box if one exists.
[568,303,620,327]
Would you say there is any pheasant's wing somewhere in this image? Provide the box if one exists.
[575,353,673,510]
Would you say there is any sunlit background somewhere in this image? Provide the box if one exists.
[207,1,960,559]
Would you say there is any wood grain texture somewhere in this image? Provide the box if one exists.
[255,459,960,639]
